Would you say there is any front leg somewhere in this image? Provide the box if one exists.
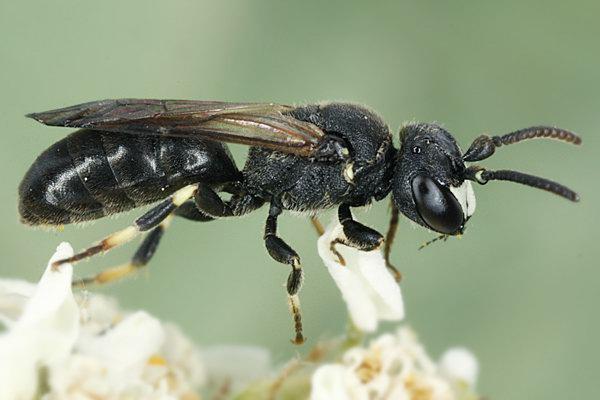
[263,203,305,345]
[337,204,384,251]
[328,204,384,266]
[333,204,402,281]
[384,202,402,281]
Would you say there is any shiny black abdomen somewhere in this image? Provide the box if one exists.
[19,129,240,225]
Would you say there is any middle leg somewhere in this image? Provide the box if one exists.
[263,203,305,345]
[193,183,264,218]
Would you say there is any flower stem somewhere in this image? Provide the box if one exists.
[341,319,365,350]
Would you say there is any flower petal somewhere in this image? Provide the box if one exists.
[78,311,165,377]
[355,250,404,320]
[202,345,271,392]
[161,323,206,387]
[319,245,379,331]
[0,242,79,400]
[317,219,404,332]
[310,364,351,400]
[439,347,479,387]
[0,278,36,327]
[310,327,478,400]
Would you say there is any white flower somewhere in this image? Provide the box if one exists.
[317,220,404,332]
[201,345,272,394]
[439,347,479,388]
[0,242,79,400]
[0,243,206,400]
[310,327,479,400]
[1,241,480,400]
[311,365,358,400]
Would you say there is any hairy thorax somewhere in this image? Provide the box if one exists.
[242,102,396,212]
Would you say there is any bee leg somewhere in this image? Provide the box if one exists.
[328,238,347,266]
[193,184,234,217]
[309,215,350,264]
[309,216,325,236]
[53,184,197,268]
[264,203,305,345]
[337,204,384,251]
[72,217,171,288]
[383,202,402,281]
[194,184,264,217]
[174,200,215,222]
[72,200,215,288]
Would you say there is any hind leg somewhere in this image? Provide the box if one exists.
[72,200,213,287]
[72,217,171,287]
[174,200,215,222]
[264,203,305,345]
[193,183,264,217]
[54,184,198,268]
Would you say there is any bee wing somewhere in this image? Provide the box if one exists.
[27,99,325,156]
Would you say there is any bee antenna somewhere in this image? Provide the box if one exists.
[418,234,449,250]
[463,126,581,162]
[465,166,580,202]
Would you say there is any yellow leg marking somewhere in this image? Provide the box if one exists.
[288,294,305,345]
[72,216,173,288]
[310,216,325,236]
[173,184,197,206]
[329,238,347,266]
[72,263,137,288]
[104,226,139,249]
[53,225,140,268]
[55,186,194,268]
[96,263,137,283]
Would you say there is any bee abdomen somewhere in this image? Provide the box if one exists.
[19,130,240,226]
[18,135,107,226]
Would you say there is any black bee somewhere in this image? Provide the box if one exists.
[20,99,581,344]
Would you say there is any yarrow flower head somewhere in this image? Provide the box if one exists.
[310,327,479,400]
[317,219,405,332]
[0,243,205,399]
[0,240,481,400]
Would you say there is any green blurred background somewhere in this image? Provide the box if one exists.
[1,1,598,398]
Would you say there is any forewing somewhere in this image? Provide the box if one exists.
[27,99,325,156]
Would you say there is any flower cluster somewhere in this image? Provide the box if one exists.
[0,243,279,400]
[0,220,480,400]
[311,328,478,400]
[0,243,206,400]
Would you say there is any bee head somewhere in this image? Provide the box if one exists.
[392,123,474,235]
[392,122,580,237]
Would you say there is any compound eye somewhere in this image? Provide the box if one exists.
[411,174,464,234]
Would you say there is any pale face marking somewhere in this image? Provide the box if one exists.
[449,180,476,218]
